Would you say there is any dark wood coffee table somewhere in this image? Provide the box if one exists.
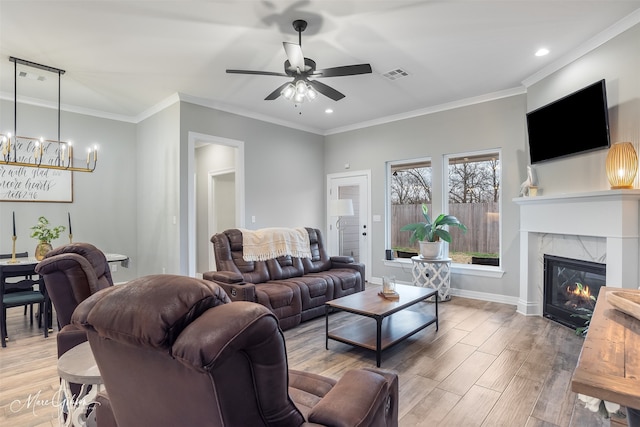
[325,284,438,367]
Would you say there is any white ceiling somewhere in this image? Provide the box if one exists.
[1,1,640,135]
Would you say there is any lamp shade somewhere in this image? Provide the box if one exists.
[606,142,638,189]
[330,199,354,217]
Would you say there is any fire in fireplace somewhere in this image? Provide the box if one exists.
[543,254,606,329]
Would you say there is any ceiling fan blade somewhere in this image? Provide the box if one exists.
[227,69,289,77]
[307,80,345,101]
[264,82,292,100]
[283,42,305,71]
[313,64,372,77]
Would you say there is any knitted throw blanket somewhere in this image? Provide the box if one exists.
[241,227,311,261]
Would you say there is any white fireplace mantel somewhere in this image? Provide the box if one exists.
[514,189,640,316]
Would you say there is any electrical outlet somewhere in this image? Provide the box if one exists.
[110,263,117,272]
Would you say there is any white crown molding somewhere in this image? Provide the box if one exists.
[134,93,181,122]
[0,91,138,123]
[174,93,324,136]
[324,86,527,136]
[522,8,640,87]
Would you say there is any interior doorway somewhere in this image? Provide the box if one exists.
[207,169,236,271]
[327,171,371,282]
[188,132,244,277]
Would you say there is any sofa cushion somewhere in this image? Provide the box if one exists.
[255,282,302,329]
[212,229,271,283]
[302,228,332,273]
[307,269,361,299]
[266,255,304,280]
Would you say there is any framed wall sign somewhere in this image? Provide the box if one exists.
[0,136,73,202]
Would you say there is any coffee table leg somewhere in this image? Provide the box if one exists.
[325,305,329,350]
[435,295,439,330]
[376,317,382,367]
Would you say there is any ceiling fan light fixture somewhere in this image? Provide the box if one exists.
[296,80,308,95]
[306,86,318,101]
[281,83,296,100]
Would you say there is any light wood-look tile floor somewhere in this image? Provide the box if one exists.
[0,291,611,426]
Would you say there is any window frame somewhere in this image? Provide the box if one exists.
[386,156,432,256]
[443,148,503,271]
[384,150,504,279]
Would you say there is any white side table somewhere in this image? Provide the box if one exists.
[57,341,102,427]
[410,256,452,301]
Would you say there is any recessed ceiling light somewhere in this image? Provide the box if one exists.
[535,48,550,57]
[325,108,334,114]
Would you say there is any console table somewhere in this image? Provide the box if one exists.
[57,341,102,427]
[410,256,451,301]
[571,287,640,417]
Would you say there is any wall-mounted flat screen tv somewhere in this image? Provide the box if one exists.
[526,79,610,164]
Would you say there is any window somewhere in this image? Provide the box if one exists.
[387,150,501,268]
[388,158,432,257]
[445,151,501,266]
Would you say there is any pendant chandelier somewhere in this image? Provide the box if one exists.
[1,56,97,172]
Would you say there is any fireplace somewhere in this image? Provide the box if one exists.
[543,255,606,329]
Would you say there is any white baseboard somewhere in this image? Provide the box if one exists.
[369,277,519,307]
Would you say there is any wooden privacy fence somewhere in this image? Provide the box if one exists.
[392,203,499,254]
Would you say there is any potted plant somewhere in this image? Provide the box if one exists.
[30,216,66,260]
[400,204,467,259]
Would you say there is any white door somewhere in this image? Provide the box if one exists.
[327,172,371,282]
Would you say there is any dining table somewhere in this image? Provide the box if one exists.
[1,252,129,340]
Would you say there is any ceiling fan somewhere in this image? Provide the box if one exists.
[226,19,372,103]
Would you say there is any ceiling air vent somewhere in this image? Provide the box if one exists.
[19,71,46,81]
[382,68,409,81]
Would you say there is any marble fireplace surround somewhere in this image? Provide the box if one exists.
[514,190,640,316]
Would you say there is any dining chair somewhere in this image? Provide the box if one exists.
[1,253,47,347]
[1,252,34,316]
[35,242,113,357]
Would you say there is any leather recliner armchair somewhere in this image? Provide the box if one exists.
[35,242,114,358]
[72,274,399,427]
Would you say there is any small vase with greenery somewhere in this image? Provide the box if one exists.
[401,204,467,258]
[30,216,66,260]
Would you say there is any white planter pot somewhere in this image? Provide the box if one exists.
[419,241,442,259]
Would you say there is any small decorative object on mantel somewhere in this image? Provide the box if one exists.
[605,141,638,189]
[30,216,66,260]
[400,204,467,259]
[519,166,539,197]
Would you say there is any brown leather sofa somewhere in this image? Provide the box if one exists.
[73,274,398,427]
[204,227,365,330]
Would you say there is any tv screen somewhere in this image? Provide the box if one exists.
[526,79,610,164]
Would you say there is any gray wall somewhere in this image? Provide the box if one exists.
[0,100,138,282]
[527,22,640,194]
[324,95,527,298]
[136,102,181,276]
[179,101,326,230]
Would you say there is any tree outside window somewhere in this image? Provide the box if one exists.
[446,152,500,265]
